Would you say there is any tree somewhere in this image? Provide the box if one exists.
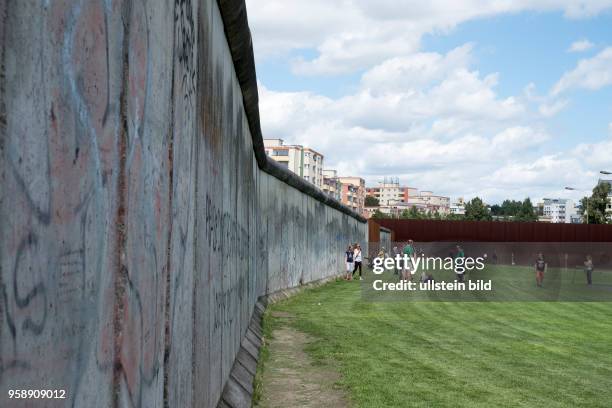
[500,199,522,218]
[489,198,537,221]
[580,181,611,224]
[364,195,380,207]
[371,209,390,219]
[401,206,423,220]
[465,197,491,221]
[490,204,502,216]
[446,212,465,221]
[516,198,537,222]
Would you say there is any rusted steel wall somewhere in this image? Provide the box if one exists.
[374,219,612,242]
[0,1,366,407]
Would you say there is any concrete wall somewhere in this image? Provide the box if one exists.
[380,228,392,253]
[0,1,366,407]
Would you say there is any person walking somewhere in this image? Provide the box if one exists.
[584,255,594,285]
[345,245,354,280]
[392,246,401,276]
[402,240,415,281]
[455,245,465,283]
[352,244,363,281]
[535,253,547,287]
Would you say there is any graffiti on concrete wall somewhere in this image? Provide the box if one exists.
[0,1,367,408]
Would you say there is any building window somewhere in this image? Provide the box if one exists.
[274,149,289,156]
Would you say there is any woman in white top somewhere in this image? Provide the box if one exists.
[352,244,363,280]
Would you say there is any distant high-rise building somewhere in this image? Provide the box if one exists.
[541,198,576,223]
[264,139,324,188]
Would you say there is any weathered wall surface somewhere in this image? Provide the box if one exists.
[379,228,392,253]
[0,1,366,407]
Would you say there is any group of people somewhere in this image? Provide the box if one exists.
[534,253,595,287]
[344,244,363,280]
[343,240,424,282]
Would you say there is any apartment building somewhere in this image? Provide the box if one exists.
[322,169,342,201]
[406,191,451,215]
[366,179,417,205]
[541,198,576,223]
[338,176,366,215]
[450,197,466,215]
[264,138,324,188]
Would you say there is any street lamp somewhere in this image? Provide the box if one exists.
[565,186,589,224]
[601,170,612,175]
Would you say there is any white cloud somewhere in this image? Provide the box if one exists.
[247,0,612,74]
[485,155,583,188]
[573,136,612,169]
[538,99,569,117]
[361,44,474,92]
[491,126,550,151]
[552,47,612,95]
[567,39,594,52]
[259,75,557,203]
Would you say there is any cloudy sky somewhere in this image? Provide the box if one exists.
[245,0,612,204]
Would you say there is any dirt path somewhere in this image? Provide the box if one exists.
[257,313,350,408]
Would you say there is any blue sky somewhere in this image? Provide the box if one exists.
[422,11,612,147]
[247,1,612,203]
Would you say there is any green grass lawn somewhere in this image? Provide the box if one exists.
[263,271,612,407]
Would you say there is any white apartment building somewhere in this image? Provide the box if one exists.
[450,197,466,215]
[264,139,324,188]
[406,191,451,215]
[366,178,417,206]
[542,198,576,223]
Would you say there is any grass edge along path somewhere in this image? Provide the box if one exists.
[253,307,273,406]
[257,276,612,408]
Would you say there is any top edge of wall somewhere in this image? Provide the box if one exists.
[216,0,367,223]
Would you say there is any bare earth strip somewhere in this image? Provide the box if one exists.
[257,314,350,408]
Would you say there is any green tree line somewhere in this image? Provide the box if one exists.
[370,197,538,222]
